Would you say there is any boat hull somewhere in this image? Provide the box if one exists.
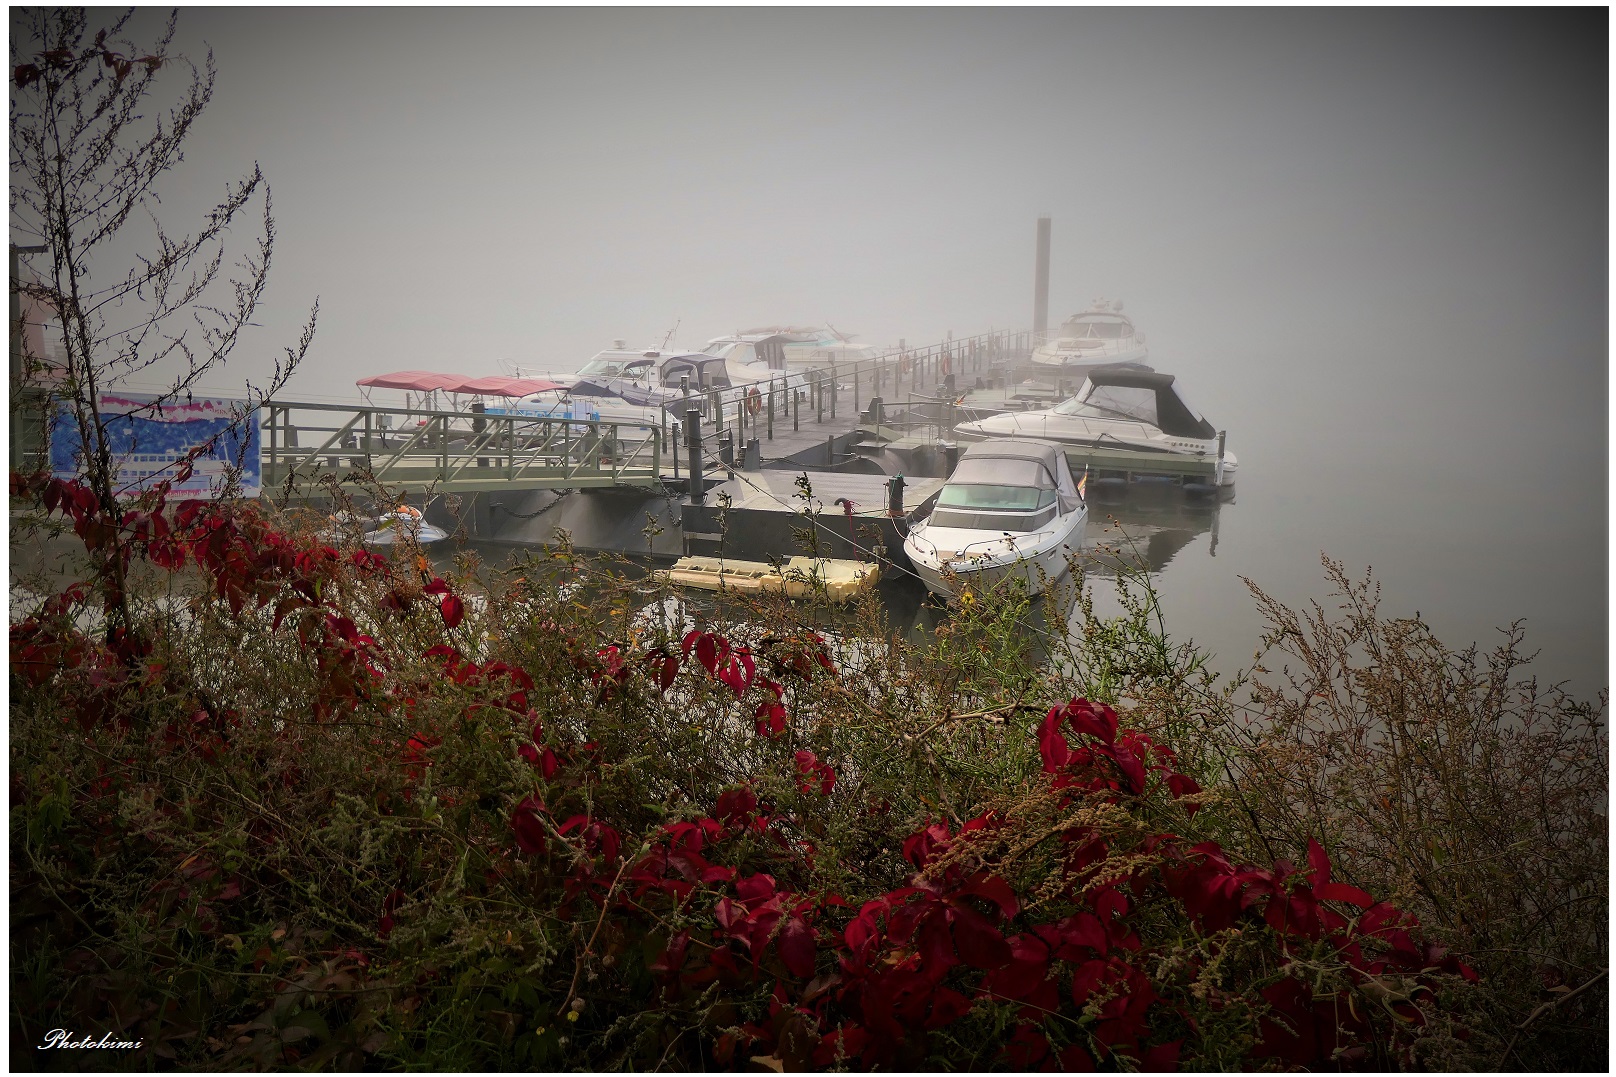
[905,514,1086,600]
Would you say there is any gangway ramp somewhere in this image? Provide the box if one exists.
[261,400,663,496]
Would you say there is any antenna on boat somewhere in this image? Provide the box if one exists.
[660,318,680,350]
[826,321,852,342]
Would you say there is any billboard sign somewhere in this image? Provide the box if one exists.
[49,392,261,499]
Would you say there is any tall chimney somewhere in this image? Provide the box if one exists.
[1032,215,1051,341]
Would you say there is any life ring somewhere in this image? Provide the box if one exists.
[898,354,912,375]
[745,387,763,416]
[940,352,953,376]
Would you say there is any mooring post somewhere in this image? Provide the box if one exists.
[825,434,835,467]
[672,419,681,480]
[828,362,837,419]
[887,473,905,517]
[685,408,704,504]
[793,389,801,432]
[767,378,775,440]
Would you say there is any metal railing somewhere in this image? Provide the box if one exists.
[674,327,1035,444]
[261,400,661,494]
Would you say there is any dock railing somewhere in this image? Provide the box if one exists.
[677,328,1034,444]
[261,399,662,495]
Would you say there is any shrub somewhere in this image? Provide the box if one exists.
[6,476,1563,1071]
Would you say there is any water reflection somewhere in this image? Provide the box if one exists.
[890,492,1223,649]
[430,491,1223,661]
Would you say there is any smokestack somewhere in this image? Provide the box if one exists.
[1033,215,1051,340]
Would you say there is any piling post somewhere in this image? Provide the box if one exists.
[793,389,801,432]
[853,363,861,415]
[672,420,681,480]
[828,362,837,419]
[887,473,906,518]
[685,408,704,504]
[767,378,775,440]
[1034,215,1051,343]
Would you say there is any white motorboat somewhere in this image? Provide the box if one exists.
[508,345,810,421]
[904,438,1088,599]
[1030,300,1149,373]
[364,507,448,546]
[954,366,1238,490]
[702,326,879,372]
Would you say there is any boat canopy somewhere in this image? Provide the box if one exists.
[356,371,567,397]
[1052,366,1216,440]
[951,439,1079,499]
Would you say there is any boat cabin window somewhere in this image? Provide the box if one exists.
[930,490,1059,533]
[579,358,640,378]
[1054,383,1158,425]
[1065,316,1130,339]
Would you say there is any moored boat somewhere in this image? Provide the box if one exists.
[903,438,1088,599]
[954,366,1237,491]
[1030,300,1150,374]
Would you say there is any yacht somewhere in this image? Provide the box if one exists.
[904,438,1088,599]
[954,366,1237,490]
[509,345,809,418]
[1030,300,1149,373]
[702,327,879,372]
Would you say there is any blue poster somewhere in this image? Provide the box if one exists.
[49,392,261,500]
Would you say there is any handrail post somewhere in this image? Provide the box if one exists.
[767,377,775,440]
[686,408,704,504]
[828,361,837,420]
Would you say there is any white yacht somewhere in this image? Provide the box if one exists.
[904,439,1088,599]
[1030,300,1149,373]
[955,367,1237,491]
[702,327,879,372]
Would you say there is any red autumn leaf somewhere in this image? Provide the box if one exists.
[955,872,1019,920]
[777,915,816,978]
[950,904,1012,969]
[1140,1039,1182,1071]
[440,594,464,629]
[511,795,548,854]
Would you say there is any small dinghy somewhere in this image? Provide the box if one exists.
[904,438,1087,599]
[363,506,449,546]
[655,556,878,604]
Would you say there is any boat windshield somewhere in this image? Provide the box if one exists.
[936,484,1056,512]
[1052,382,1158,424]
[1063,316,1130,339]
[582,359,653,380]
[929,493,1059,533]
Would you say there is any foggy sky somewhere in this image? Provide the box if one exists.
[13,7,1608,692]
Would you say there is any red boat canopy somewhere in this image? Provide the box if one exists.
[356,371,565,397]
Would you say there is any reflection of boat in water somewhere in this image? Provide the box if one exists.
[904,439,1088,599]
[364,507,448,546]
[1029,299,1150,374]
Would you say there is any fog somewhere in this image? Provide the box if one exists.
[15,8,1607,694]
